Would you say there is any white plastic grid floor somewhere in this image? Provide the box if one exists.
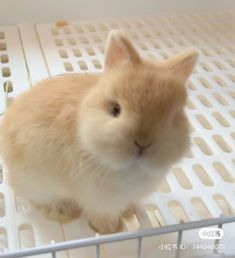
[0,12,235,258]
[0,27,29,115]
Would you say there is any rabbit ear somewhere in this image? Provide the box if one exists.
[166,48,199,83]
[104,30,141,70]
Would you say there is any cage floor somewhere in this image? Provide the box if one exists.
[0,12,235,258]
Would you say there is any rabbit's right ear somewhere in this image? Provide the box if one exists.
[104,30,141,70]
[166,48,199,84]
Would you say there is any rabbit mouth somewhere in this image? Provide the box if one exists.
[135,149,148,159]
[132,139,153,158]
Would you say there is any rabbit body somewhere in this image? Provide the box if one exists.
[0,31,198,233]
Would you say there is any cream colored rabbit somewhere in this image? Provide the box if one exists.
[0,30,198,234]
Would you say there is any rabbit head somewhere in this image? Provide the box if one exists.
[79,30,198,172]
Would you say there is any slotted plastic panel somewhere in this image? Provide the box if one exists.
[0,26,29,115]
[0,12,235,258]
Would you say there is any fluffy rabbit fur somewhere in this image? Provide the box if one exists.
[0,30,198,233]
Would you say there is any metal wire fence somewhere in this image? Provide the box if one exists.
[1,216,235,258]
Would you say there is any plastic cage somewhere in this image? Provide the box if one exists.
[0,1,235,258]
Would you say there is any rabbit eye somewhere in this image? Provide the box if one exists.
[112,103,121,117]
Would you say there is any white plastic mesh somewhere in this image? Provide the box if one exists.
[0,12,235,258]
[0,26,29,114]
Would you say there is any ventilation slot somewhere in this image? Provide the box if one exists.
[138,42,148,50]
[73,48,82,57]
[145,205,165,227]
[197,95,212,107]
[168,201,189,222]
[194,137,213,155]
[212,93,228,105]
[200,63,213,72]
[0,165,2,184]
[54,38,63,46]
[193,165,214,186]
[92,59,102,69]
[15,196,31,214]
[160,52,168,60]
[198,78,212,88]
[87,25,96,32]
[51,28,59,35]
[0,54,8,63]
[227,59,235,68]
[78,61,88,70]
[2,67,11,77]
[186,99,196,109]
[86,47,95,56]
[185,149,194,158]
[0,228,7,252]
[67,38,76,45]
[213,60,226,70]
[187,81,197,91]
[191,197,212,219]
[130,31,139,39]
[228,75,235,83]
[18,224,35,249]
[231,132,235,141]
[172,167,193,190]
[195,114,213,129]
[64,62,73,72]
[59,49,68,58]
[92,35,102,43]
[214,47,225,55]
[0,43,7,51]
[213,194,234,216]
[212,162,235,183]
[0,32,5,39]
[158,179,171,193]
[63,27,71,35]
[123,214,140,232]
[212,112,230,127]
[212,135,233,153]
[229,111,235,119]
[229,91,235,100]
[225,46,235,54]
[99,24,108,31]
[213,76,227,87]
[202,48,212,57]
[80,36,89,44]
[76,26,84,33]
[152,41,161,50]
[0,193,5,217]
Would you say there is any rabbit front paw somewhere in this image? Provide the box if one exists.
[88,213,123,234]
[37,200,81,223]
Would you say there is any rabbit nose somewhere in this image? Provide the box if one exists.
[134,141,152,150]
[134,141,153,151]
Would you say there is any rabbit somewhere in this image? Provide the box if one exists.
[0,30,198,234]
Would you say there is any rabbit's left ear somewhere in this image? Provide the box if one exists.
[166,48,199,83]
[104,30,141,70]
